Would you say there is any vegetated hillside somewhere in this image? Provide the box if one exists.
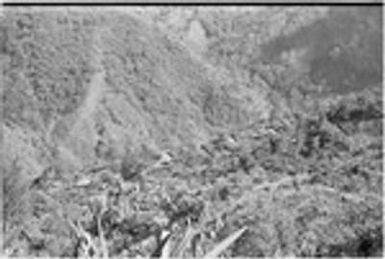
[2,7,383,258]
[2,8,271,179]
[260,6,382,95]
[201,6,382,96]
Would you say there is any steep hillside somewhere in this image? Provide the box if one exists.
[2,6,383,258]
[2,8,272,177]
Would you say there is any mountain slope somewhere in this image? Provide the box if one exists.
[3,9,272,177]
[2,7,382,258]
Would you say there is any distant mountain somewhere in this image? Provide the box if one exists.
[260,6,382,95]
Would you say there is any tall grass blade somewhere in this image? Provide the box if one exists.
[97,216,109,259]
[173,224,198,257]
[160,235,172,259]
[203,227,247,259]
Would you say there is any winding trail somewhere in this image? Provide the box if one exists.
[77,38,105,122]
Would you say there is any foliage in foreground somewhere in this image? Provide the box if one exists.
[4,89,382,257]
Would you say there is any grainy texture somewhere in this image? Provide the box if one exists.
[2,6,383,258]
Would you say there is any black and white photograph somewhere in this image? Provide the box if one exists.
[2,2,383,258]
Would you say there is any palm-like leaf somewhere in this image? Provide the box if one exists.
[202,227,247,259]
[157,226,247,259]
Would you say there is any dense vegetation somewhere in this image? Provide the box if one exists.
[2,6,383,257]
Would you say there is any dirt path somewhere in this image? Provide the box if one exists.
[77,38,105,122]
[47,35,106,168]
[77,68,105,122]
